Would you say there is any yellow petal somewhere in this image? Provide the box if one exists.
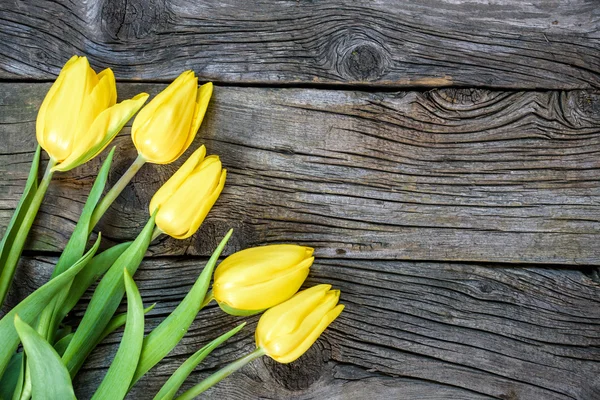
[96,68,117,107]
[38,56,92,161]
[178,167,226,239]
[155,156,224,238]
[148,145,206,214]
[256,285,331,344]
[134,76,198,164]
[215,245,313,285]
[53,93,149,172]
[71,69,116,147]
[214,258,311,310]
[269,304,344,364]
[177,81,213,160]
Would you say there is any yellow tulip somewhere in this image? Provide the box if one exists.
[132,71,213,164]
[149,145,225,239]
[36,56,149,172]
[213,245,314,315]
[255,284,344,364]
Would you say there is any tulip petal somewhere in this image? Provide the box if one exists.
[216,260,310,311]
[53,93,149,172]
[42,57,95,161]
[154,157,224,239]
[255,284,331,345]
[270,304,344,364]
[214,245,313,285]
[176,168,226,239]
[133,74,198,164]
[148,145,206,214]
[36,56,79,153]
[71,69,117,150]
[175,81,213,162]
[132,71,194,133]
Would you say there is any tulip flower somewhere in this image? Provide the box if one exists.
[149,145,226,239]
[212,245,314,315]
[1,56,148,306]
[36,55,149,172]
[132,71,212,164]
[256,284,344,363]
[176,284,344,399]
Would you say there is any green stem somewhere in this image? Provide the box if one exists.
[200,290,214,309]
[151,226,163,242]
[89,154,146,232]
[0,158,56,306]
[175,348,266,400]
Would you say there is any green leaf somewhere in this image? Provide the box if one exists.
[62,214,156,377]
[0,146,40,307]
[153,323,246,400]
[132,229,233,385]
[92,269,144,400]
[100,303,156,344]
[53,304,154,358]
[14,315,75,400]
[0,352,23,400]
[37,148,116,342]
[58,241,132,325]
[53,333,74,357]
[0,235,100,377]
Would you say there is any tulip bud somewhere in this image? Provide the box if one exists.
[149,146,225,239]
[37,56,149,172]
[255,284,344,364]
[213,245,314,315]
[132,71,213,164]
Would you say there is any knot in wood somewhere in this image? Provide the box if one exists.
[331,31,389,81]
[101,0,168,40]
[560,91,600,128]
[264,342,329,391]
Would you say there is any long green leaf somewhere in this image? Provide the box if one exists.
[58,241,132,324]
[37,148,116,342]
[0,146,40,273]
[0,352,23,400]
[153,323,246,400]
[132,229,233,385]
[62,214,156,376]
[14,315,75,400]
[0,235,100,377]
[92,269,144,400]
[100,303,156,344]
[0,154,55,308]
[53,304,155,358]
[0,147,40,307]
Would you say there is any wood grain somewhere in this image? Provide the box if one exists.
[0,0,599,89]
[4,256,599,399]
[1,83,600,264]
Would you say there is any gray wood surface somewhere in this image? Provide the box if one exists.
[5,256,599,400]
[1,83,600,264]
[0,0,598,89]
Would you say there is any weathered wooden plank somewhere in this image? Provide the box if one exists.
[4,256,599,399]
[0,0,598,89]
[1,83,600,263]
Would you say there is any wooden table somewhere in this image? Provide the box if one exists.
[1,1,599,399]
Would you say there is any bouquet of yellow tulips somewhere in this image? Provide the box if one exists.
[0,56,343,400]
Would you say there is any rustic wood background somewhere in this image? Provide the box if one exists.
[1,1,600,399]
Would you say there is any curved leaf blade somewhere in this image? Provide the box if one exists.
[14,315,75,400]
[153,323,246,400]
[92,269,144,400]
[0,235,101,377]
[132,229,233,384]
[62,214,155,376]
